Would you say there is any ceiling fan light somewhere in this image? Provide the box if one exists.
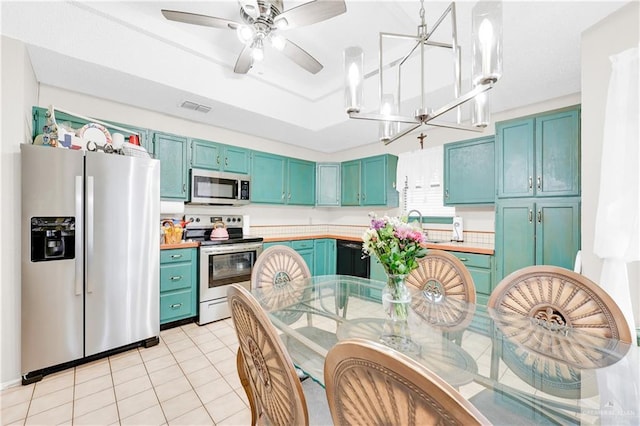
[274,17,289,29]
[237,25,255,44]
[270,34,286,51]
[251,38,264,62]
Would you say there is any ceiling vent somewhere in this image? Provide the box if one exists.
[180,100,212,113]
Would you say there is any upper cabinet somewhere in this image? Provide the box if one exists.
[341,154,399,207]
[152,132,189,200]
[496,107,580,199]
[443,136,495,205]
[190,139,249,174]
[316,163,341,206]
[250,152,315,205]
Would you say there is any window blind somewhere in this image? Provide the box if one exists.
[397,146,455,217]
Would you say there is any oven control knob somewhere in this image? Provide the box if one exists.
[195,218,200,222]
[226,218,231,222]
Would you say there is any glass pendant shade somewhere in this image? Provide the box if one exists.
[344,46,364,113]
[379,93,399,143]
[472,90,490,128]
[236,25,255,44]
[471,1,503,85]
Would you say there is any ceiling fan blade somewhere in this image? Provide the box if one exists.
[234,45,253,74]
[274,0,346,30]
[161,9,241,30]
[281,39,323,74]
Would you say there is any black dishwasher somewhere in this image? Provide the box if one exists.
[336,240,370,278]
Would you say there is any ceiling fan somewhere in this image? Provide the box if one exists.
[161,0,346,74]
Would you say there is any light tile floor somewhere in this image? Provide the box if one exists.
[1,319,252,426]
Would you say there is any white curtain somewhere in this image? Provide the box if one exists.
[593,46,639,340]
[594,46,640,425]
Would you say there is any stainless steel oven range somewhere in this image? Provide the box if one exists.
[184,215,263,324]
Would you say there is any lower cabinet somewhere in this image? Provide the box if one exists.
[160,248,198,325]
[495,198,580,282]
[291,240,314,273]
[448,251,494,305]
[313,239,336,275]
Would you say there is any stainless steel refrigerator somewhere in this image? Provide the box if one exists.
[21,144,160,381]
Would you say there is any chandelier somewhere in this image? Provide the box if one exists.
[344,0,503,145]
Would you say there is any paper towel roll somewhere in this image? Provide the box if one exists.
[160,201,185,215]
[242,215,251,236]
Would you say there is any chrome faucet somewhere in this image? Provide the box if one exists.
[407,209,426,237]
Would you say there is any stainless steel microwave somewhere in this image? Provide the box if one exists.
[189,169,250,205]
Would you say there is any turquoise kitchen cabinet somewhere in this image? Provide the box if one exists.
[250,152,315,205]
[288,158,316,205]
[153,132,189,200]
[495,198,580,282]
[313,239,336,275]
[160,248,197,325]
[190,139,249,174]
[316,163,341,206]
[262,241,292,250]
[340,160,361,206]
[291,240,314,273]
[367,254,388,302]
[448,251,494,305]
[251,152,287,203]
[443,136,495,205]
[341,154,399,207]
[496,107,580,199]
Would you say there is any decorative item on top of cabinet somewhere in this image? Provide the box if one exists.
[496,106,580,199]
[443,136,495,205]
[250,151,316,205]
[190,139,249,174]
[341,154,398,207]
[160,248,197,326]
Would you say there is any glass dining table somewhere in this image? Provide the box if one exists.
[251,275,640,425]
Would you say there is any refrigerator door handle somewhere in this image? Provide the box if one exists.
[75,176,83,296]
[86,176,94,294]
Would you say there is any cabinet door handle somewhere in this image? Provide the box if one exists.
[528,209,533,223]
[537,210,542,223]
[537,176,542,190]
[170,254,183,259]
[170,275,183,281]
[216,155,220,165]
[458,257,468,262]
[362,193,366,200]
[288,192,291,199]
[225,157,228,166]
[170,303,182,309]
[281,192,285,200]
[445,189,449,199]
[528,176,533,190]
[182,183,186,193]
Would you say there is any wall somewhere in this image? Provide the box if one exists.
[1,36,39,388]
[581,2,640,331]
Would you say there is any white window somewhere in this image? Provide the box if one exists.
[397,146,455,217]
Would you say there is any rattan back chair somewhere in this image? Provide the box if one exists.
[251,245,312,325]
[406,250,476,334]
[487,265,632,399]
[489,265,631,343]
[324,338,490,426]
[228,284,309,426]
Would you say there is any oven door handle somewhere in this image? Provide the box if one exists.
[200,243,263,255]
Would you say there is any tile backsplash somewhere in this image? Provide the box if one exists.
[253,224,494,247]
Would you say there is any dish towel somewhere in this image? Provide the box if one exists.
[594,46,640,425]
